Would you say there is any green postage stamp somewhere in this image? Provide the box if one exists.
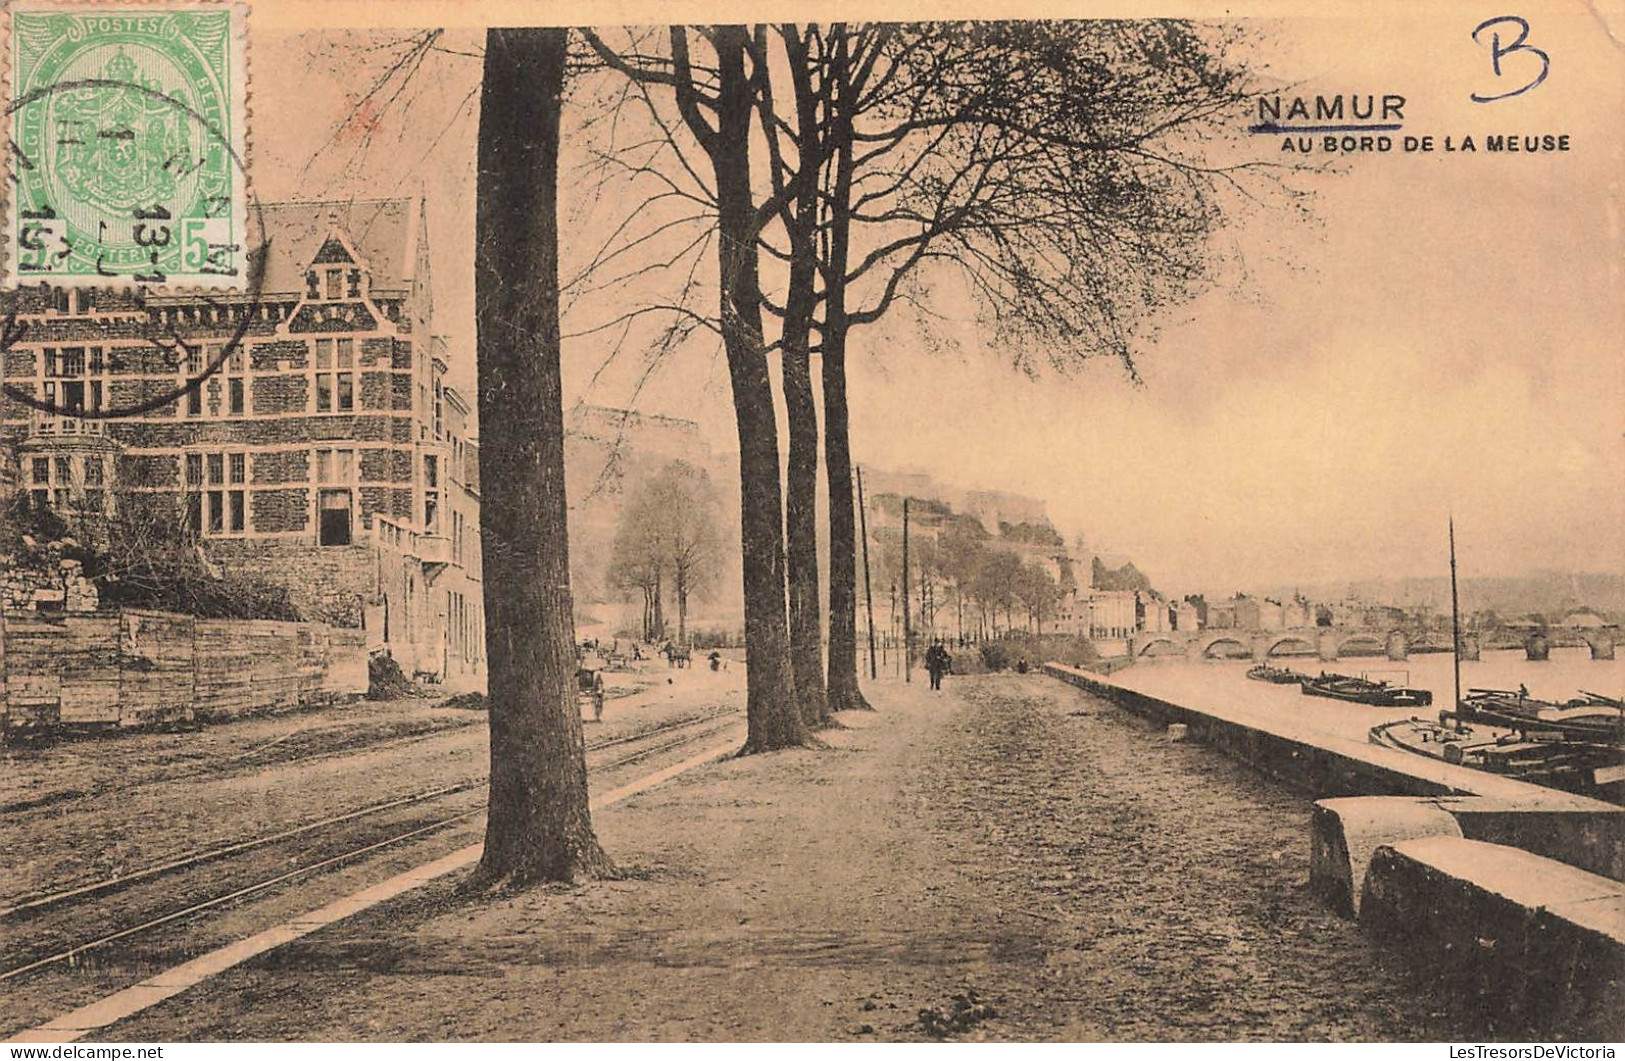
[5,2,248,288]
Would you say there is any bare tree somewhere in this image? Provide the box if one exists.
[749,26,834,727]
[575,21,1288,737]
[651,460,722,646]
[606,494,666,642]
[583,26,814,753]
[802,21,1279,704]
[606,460,721,645]
[1014,560,1063,635]
[472,27,611,886]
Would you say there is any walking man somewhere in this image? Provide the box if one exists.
[925,639,952,691]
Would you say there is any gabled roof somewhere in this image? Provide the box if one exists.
[254,198,421,295]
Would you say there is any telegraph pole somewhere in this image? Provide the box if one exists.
[888,581,897,671]
[1449,517,1462,717]
[902,497,912,682]
[857,466,878,681]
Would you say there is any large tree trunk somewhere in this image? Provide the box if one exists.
[676,569,688,646]
[709,26,811,753]
[821,28,872,712]
[783,332,827,727]
[471,27,611,887]
[780,31,830,729]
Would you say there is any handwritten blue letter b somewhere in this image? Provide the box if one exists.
[1471,16,1549,102]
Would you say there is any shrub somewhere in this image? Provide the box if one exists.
[975,632,1100,673]
[367,652,421,700]
[3,489,304,622]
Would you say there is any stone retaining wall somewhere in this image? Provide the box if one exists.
[1,606,367,731]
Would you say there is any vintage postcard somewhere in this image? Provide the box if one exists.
[0,0,1619,1048]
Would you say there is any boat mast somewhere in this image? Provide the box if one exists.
[1449,517,1462,715]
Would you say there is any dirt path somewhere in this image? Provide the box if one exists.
[104,673,1473,1041]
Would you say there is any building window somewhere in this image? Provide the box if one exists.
[184,344,204,416]
[39,345,108,430]
[23,452,109,515]
[205,346,246,418]
[423,454,440,533]
[187,449,245,536]
[324,268,343,300]
[316,447,356,547]
[315,447,355,484]
[313,338,354,413]
[48,347,85,377]
[319,488,353,546]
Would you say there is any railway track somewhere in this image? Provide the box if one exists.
[0,707,742,987]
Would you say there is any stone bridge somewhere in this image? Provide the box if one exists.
[1127,626,1618,663]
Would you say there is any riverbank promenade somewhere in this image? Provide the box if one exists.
[21,674,1535,1042]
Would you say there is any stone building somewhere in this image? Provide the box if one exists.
[1085,590,1138,640]
[0,198,484,690]
[1172,598,1201,631]
[1233,594,1285,632]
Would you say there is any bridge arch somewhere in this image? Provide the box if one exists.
[1136,637,1181,658]
[1580,630,1617,660]
[1265,635,1318,658]
[1336,633,1387,657]
[1199,636,1251,660]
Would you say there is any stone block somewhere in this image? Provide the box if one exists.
[1311,797,1463,918]
[1360,836,1624,1039]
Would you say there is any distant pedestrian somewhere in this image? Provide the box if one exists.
[925,640,952,691]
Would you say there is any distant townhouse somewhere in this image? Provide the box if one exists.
[1137,591,1171,633]
[1087,590,1138,640]
[1234,595,1284,632]
[1283,595,1313,630]
[0,198,485,690]
[1205,597,1239,630]
[1172,598,1201,631]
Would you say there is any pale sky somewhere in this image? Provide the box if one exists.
[255,7,1624,597]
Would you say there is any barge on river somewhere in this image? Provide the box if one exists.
[1371,714,1625,803]
[1445,688,1625,745]
[1301,671,1433,707]
[1246,663,1307,685]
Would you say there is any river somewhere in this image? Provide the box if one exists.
[1105,646,1624,750]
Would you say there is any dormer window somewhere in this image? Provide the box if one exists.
[324,268,344,300]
